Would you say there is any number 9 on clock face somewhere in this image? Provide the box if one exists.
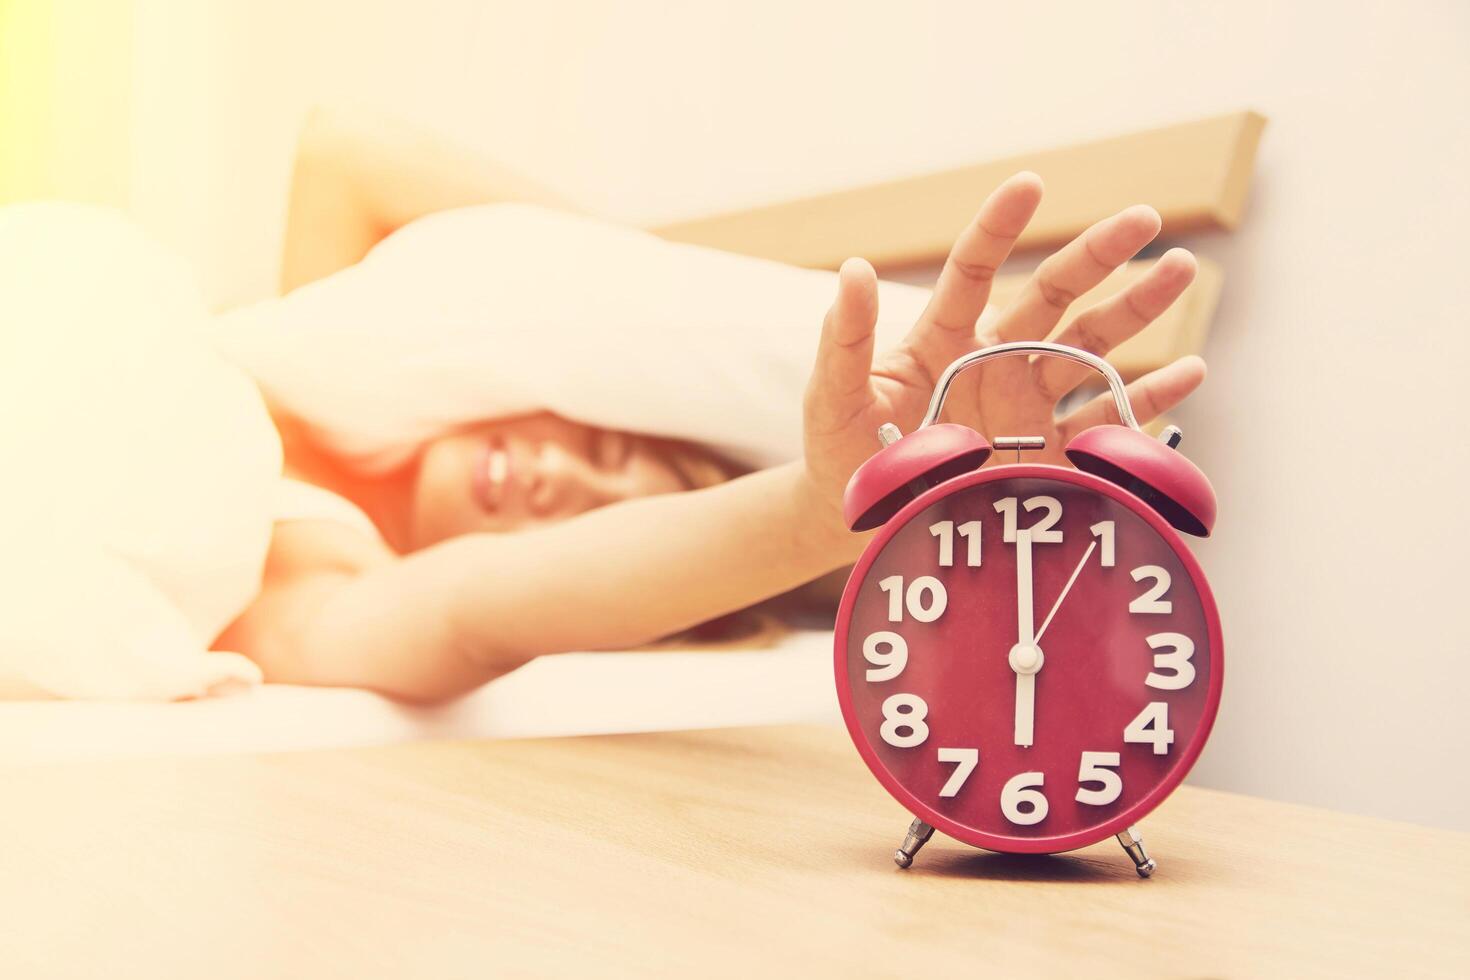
[834,468,1223,855]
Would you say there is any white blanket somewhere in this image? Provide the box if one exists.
[0,630,839,764]
[215,204,939,473]
[0,205,279,701]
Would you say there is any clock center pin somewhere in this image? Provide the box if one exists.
[1008,642,1044,674]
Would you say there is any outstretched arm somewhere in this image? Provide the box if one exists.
[245,462,847,702]
[280,107,577,293]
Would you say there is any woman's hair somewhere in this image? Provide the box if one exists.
[638,608,791,652]
[655,436,746,492]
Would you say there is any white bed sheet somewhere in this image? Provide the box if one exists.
[0,630,840,766]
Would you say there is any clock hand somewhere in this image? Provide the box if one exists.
[1035,540,1098,643]
[1013,539,1100,748]
[1013,673,1036,748]
[1010,530,1040,748]
[1016,529,1034,645]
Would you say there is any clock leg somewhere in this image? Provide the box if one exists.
[1116,826,1157,878]
[894,818,934,868]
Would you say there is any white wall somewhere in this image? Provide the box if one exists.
[118,0,1469,826]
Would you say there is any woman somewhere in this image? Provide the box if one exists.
[218,111,1205,702]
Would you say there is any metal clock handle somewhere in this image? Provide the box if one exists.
[919,340,1142,432]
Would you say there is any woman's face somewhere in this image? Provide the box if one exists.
[408,413,731,547]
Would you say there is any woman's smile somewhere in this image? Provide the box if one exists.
[474,439,509,511]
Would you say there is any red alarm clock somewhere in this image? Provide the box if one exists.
[834,341,1222,877]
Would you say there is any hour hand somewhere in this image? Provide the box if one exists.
[1013,673,1036,747]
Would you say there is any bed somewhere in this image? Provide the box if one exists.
[0,111,1257,764]
[0,632,838,765]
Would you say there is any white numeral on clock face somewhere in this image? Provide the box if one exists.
[1145,632,1196,690]
[878,575,948,623]
[1129,565,1173,613]
[937,747,979,797]
[1123,702,1175,755]
[1000,771,1049,825]
[862,631,908,682]
[929,520,982,567]
[880,693,930,748]
[1075,751,1123,805]
[994,496,1064,544]
[1090,520,1116,567]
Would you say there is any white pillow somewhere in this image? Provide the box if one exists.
[213,204,943,473]
[0,204,279,699]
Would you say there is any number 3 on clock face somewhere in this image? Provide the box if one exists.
[835,468,1223,855]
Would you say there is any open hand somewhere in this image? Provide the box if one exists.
[803,172,1206,516]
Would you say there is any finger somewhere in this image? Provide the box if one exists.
[991,204,1162,344]
[908,172,1044,363]
[1033,248,1198,403]
[806,258,879,430]
[1058,355,1206,439]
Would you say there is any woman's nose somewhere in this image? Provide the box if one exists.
[534,443,622,514]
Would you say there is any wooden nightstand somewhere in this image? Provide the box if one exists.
[3,724,1465,978]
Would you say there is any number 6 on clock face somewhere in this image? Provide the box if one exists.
[1001,772,1048,825]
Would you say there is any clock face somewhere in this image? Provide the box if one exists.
[835,464,1222,854]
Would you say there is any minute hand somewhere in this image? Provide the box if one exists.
[1036,540,1098,643]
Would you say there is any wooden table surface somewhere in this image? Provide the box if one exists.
[3,724,1467,979]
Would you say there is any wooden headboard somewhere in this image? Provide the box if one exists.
[653,110,1264,381]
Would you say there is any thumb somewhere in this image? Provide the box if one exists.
[806,258,878,429]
